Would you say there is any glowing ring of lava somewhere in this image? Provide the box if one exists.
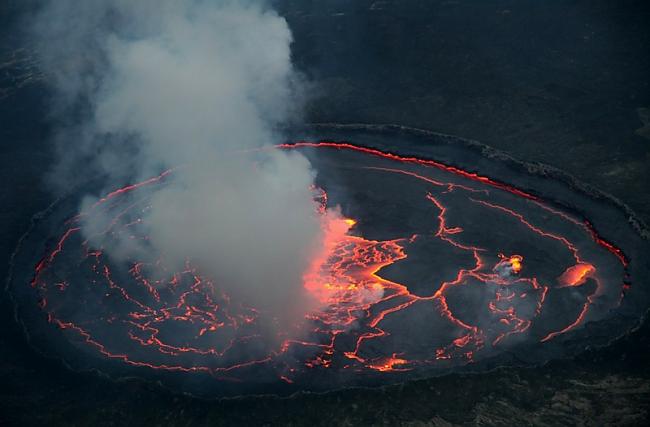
[9,134,648,396]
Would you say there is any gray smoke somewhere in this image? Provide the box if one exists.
[31,0,327,330]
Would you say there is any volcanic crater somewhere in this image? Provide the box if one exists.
[8,125,650,397]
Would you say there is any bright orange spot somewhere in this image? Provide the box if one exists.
[497,253,523,274]
[344,218,357,227]
[558,263,595,287]
[368,354,408,372]
[509,255,523,273]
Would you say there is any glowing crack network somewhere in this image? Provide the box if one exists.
[21,140,634,393]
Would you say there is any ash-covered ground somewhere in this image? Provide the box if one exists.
[2,1,650,425]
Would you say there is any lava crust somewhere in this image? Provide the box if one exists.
[9,128,650,396]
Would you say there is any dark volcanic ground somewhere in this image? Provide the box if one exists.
[1,0,650,425]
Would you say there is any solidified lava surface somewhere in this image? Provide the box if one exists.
[8,128,650,396]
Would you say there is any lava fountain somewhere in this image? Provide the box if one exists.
[8,127,649,396]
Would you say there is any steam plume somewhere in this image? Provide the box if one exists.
[31,0,325,330]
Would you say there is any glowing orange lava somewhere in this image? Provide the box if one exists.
[25,141,630,387]
[558,263,596,287]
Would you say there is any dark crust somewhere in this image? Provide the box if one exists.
[5,122,649,400]
[301,122,650,240]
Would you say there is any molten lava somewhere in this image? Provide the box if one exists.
[25,141,631,388]
[558,263,595,287]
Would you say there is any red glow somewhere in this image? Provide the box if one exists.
[558,263,595,287]
[26,141,630,384]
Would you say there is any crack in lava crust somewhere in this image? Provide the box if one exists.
[25,141,631,390]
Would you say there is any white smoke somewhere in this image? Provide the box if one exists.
[31,0,326,330]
